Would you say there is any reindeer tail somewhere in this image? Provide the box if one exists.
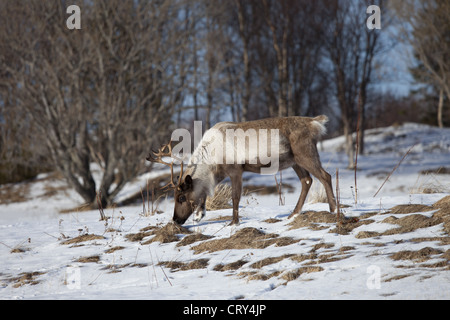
[310,115,329,139]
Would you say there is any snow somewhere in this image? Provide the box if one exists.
[1,123,449,300]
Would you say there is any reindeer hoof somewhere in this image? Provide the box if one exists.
[288,211,300,219]
[193,210,205,223]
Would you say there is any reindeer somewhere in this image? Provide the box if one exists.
[147,115,336,225]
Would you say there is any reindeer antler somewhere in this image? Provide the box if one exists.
[146,140,184,191]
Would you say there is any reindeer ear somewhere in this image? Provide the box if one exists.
[181,175,193,191]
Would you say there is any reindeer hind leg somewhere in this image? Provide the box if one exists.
[289,164,312,218]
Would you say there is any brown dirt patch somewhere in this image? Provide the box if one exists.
[61,234,105,245]
[191,227,299,254]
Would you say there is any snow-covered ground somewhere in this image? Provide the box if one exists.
[1,123,449,300]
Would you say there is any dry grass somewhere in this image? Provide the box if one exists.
[191,227,299,254]
[76,255,101,263]
[159,258,209,271]
[353,196,450,239]
[0,183,30,204]
[176,233,213,247]
[410,172,450,194]
[288,211,336,230]
[61,234,105,245]
[390,247,444,263]
[104,246,125,254]
[263,218,282,224]
[382,214,442,235]
[206,184,232,211]
[281,266,324,282]
[433,195,450,235]
[388,204,434,214]
[142,223,192,245]
[5,271,45,288]
[214,259,248,272]
[124,223,191,244]
[250,254,294,269]
[420,167,450,175]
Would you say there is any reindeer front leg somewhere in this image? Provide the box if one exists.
[229,169,243,225]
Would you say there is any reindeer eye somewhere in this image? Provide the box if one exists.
[179,195,186,203]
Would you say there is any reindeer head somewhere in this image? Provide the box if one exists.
[172,174,207,225]
[146,141,205,225]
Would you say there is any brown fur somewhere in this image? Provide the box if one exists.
[172,116,336,225]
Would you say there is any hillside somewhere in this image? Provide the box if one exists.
[0,122,449,300]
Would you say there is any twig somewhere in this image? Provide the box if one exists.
[147,179,151,216]
[373,144,416,198]
[96,191,106,221]
[140,187,146,215]
[354,90,362,204]
[335,169,341,227]
[274,172,285,206]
